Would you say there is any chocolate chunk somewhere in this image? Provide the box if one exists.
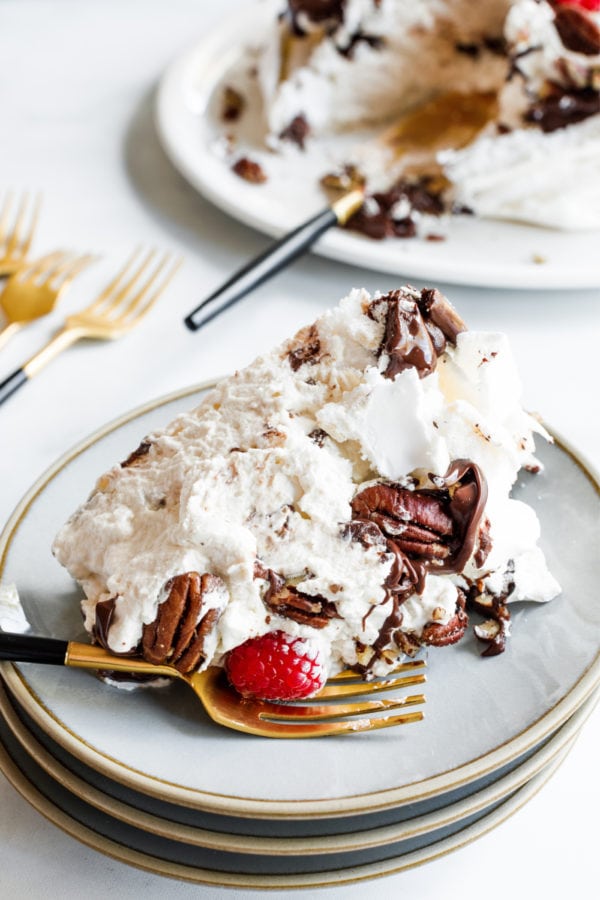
[525,84,600,132]
[368,287,466,380]
[286,0,346,34]
[286,323,323,370]
[121,441,152,468]
[279,114,310,149]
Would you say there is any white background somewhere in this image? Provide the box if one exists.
[0,1,598,897]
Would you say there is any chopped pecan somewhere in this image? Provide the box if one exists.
[468,579,512,657]
[474,516,493,568]
[232,157,267,184]
[367,288,466,379]
[121,440,152,468]
[286,323,323,371]
[142,572,226,673]
[421,591,468,647]
[554,6,600,56]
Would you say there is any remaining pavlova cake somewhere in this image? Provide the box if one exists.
[53,287,560,699]
[256,0,600,233]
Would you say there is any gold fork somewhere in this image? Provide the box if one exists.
[0,248,182,406]
[0,251,97,350]
[0,192,42,277]
[0,633,426,738]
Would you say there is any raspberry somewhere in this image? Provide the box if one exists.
[554,1,600,11]
[225,631,326,701]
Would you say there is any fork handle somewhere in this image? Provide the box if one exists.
[0,632,68,665]
[0,327,79,406]
[0,367,28,406]
[184,189,364,332]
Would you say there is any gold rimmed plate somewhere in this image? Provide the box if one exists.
[0,691,577,886]
[0,382,599,822]
[0,677,596,859]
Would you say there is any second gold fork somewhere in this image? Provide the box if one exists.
[0,248,182,407]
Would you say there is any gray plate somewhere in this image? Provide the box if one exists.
[1,383,599,820]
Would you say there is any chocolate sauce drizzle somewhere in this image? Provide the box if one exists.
[368,288,466,379]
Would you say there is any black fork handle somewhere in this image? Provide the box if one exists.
[0,632,68,665]
[0,367,28,406]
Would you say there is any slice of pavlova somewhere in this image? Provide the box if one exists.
[53,286,560,699]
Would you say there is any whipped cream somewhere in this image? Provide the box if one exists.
[505,0,600,94]
[257,1,600,231]
[260,0,512,139]
[53,287,560,678]
[0,583,30,634]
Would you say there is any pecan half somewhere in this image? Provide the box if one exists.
[351,461,487,582]
[554,6,600,56]
[142,572,226,673]
[258,567,339,628]
[421,591,468,647]
[367,288,466,379]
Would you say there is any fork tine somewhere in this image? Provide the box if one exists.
[18,193,42,257]
[0,192,13,244]
[259,710,424,737]
[258,693,425,722]
[316,671,426,699]
[118,254,183,324]
[88,248,156,315]
[5,193,30,255]
[85,247,145,312]
[327,658,426,683]
[49,253,97,288]
[22,250,70,282]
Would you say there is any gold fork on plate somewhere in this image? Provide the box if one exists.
[0,251,97,350]
[0,192,42,278]
[0,632,426,738]
[0,248,183,406]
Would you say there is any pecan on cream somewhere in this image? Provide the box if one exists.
[421,591,468,647]
[259,568,339,628]
[142,572,225,674]
[367,288,466,379]
[554,6,600,56]
[120,440,152,468]
[285,323,323,371]
[351,460,488,587]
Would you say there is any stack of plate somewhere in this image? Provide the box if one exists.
[1,386,599,890]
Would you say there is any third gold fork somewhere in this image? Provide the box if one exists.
[0,248,183,406]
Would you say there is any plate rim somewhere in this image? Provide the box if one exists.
[0,676,594,857]
[154,2,600,291]
[0,717,572,889]
[1,382,599,819]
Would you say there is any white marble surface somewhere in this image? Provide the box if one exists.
[0,1,598,897]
